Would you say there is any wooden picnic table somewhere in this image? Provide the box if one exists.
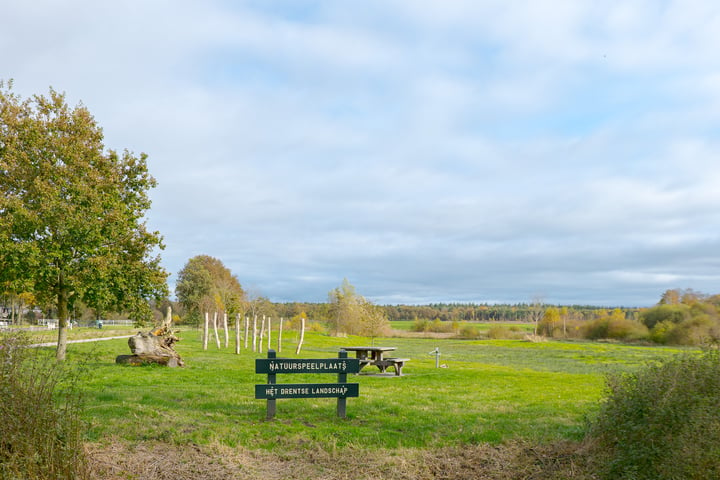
[341,346,408,376]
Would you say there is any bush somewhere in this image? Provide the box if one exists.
[639,304,691,329]
[665,315,720,346]
[589,350,720,479]
[649,320,676,344]
[411,318,430,332]
[412,318,454,334]
[486,326,524,340]
[0,333,89,479]
[457,324,480,338]
[582,317,649,341]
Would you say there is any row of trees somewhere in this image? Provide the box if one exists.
[535,289,720,346]
[382,302,640,324]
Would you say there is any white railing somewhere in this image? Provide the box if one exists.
[2,319,135,330]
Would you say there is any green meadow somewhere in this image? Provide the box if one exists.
[59,328,690,451]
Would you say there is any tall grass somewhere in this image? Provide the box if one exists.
[0,332,89,479]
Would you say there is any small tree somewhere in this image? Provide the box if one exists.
[0,81,168,360]
[528,295,545,336]
[328,278,364,335]
[360,300,390,344]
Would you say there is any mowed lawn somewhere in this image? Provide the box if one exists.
[60,328,689,450]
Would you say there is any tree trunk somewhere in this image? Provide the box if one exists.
[116,354,181,367]
[295,317,305,355]
[55,279,69,361]
[278,317,283,353]
[116,320,184,367]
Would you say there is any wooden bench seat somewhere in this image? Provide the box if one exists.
[373,357,409,376]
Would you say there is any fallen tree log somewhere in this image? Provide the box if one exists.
[115,354,182,367]
[115,307,184,367]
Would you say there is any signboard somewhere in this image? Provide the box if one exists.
[255,382,359,399]
[255,358,360,374]
[255,349,359,419]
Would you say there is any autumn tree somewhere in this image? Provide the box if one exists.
[0,81,169,360]
[539,306,561,337]
[328,278,364,335]
[327,278,389,337]
[359,299,390,343]
[175,255,244,323]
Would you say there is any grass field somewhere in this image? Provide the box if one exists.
[51,327,689,452]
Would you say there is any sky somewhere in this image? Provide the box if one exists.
[2,1,720,307]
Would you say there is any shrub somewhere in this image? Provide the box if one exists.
[0,333,89,479]
[411,318,430,332]
[649,320,675,344]
[582,317,649,341]
[412,318,455,334]
[665,315,720,346]
[430,318,455,333]
[307,321,326,333]
[457,324,481,338]
[486,326,524,340]
[588,350,720,479]
[639,303,691,329]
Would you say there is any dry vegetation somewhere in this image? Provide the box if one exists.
[86,440,598,480]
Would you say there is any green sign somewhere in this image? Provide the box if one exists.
[255,358,360,374]
[256,349,358,419]
[255,382,359,399]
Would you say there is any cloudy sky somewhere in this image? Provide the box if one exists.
[3,1,720,306]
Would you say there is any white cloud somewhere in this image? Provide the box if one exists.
[3,0,720,305]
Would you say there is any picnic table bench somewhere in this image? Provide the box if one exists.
[341,346,409,376]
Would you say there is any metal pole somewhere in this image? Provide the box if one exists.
[430,347,440,368]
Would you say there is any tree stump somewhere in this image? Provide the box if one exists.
[116,307,184,367]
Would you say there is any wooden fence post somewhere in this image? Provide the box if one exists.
[295,317,305,354]
[259,316,265,353]
[223,312,229,348]
[252,315,257,352]
[244,316,249,349]
[235,313,241,354]
[203,312,209,350]
[278,317,283,353]
[213,312,221,349]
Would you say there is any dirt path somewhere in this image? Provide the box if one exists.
[29,335,133,348]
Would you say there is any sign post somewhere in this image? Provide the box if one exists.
[337,349,348,418]
[266,349,277,419]
[255,349,360,419]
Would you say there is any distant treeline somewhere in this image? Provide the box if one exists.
[272,302,639,324]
